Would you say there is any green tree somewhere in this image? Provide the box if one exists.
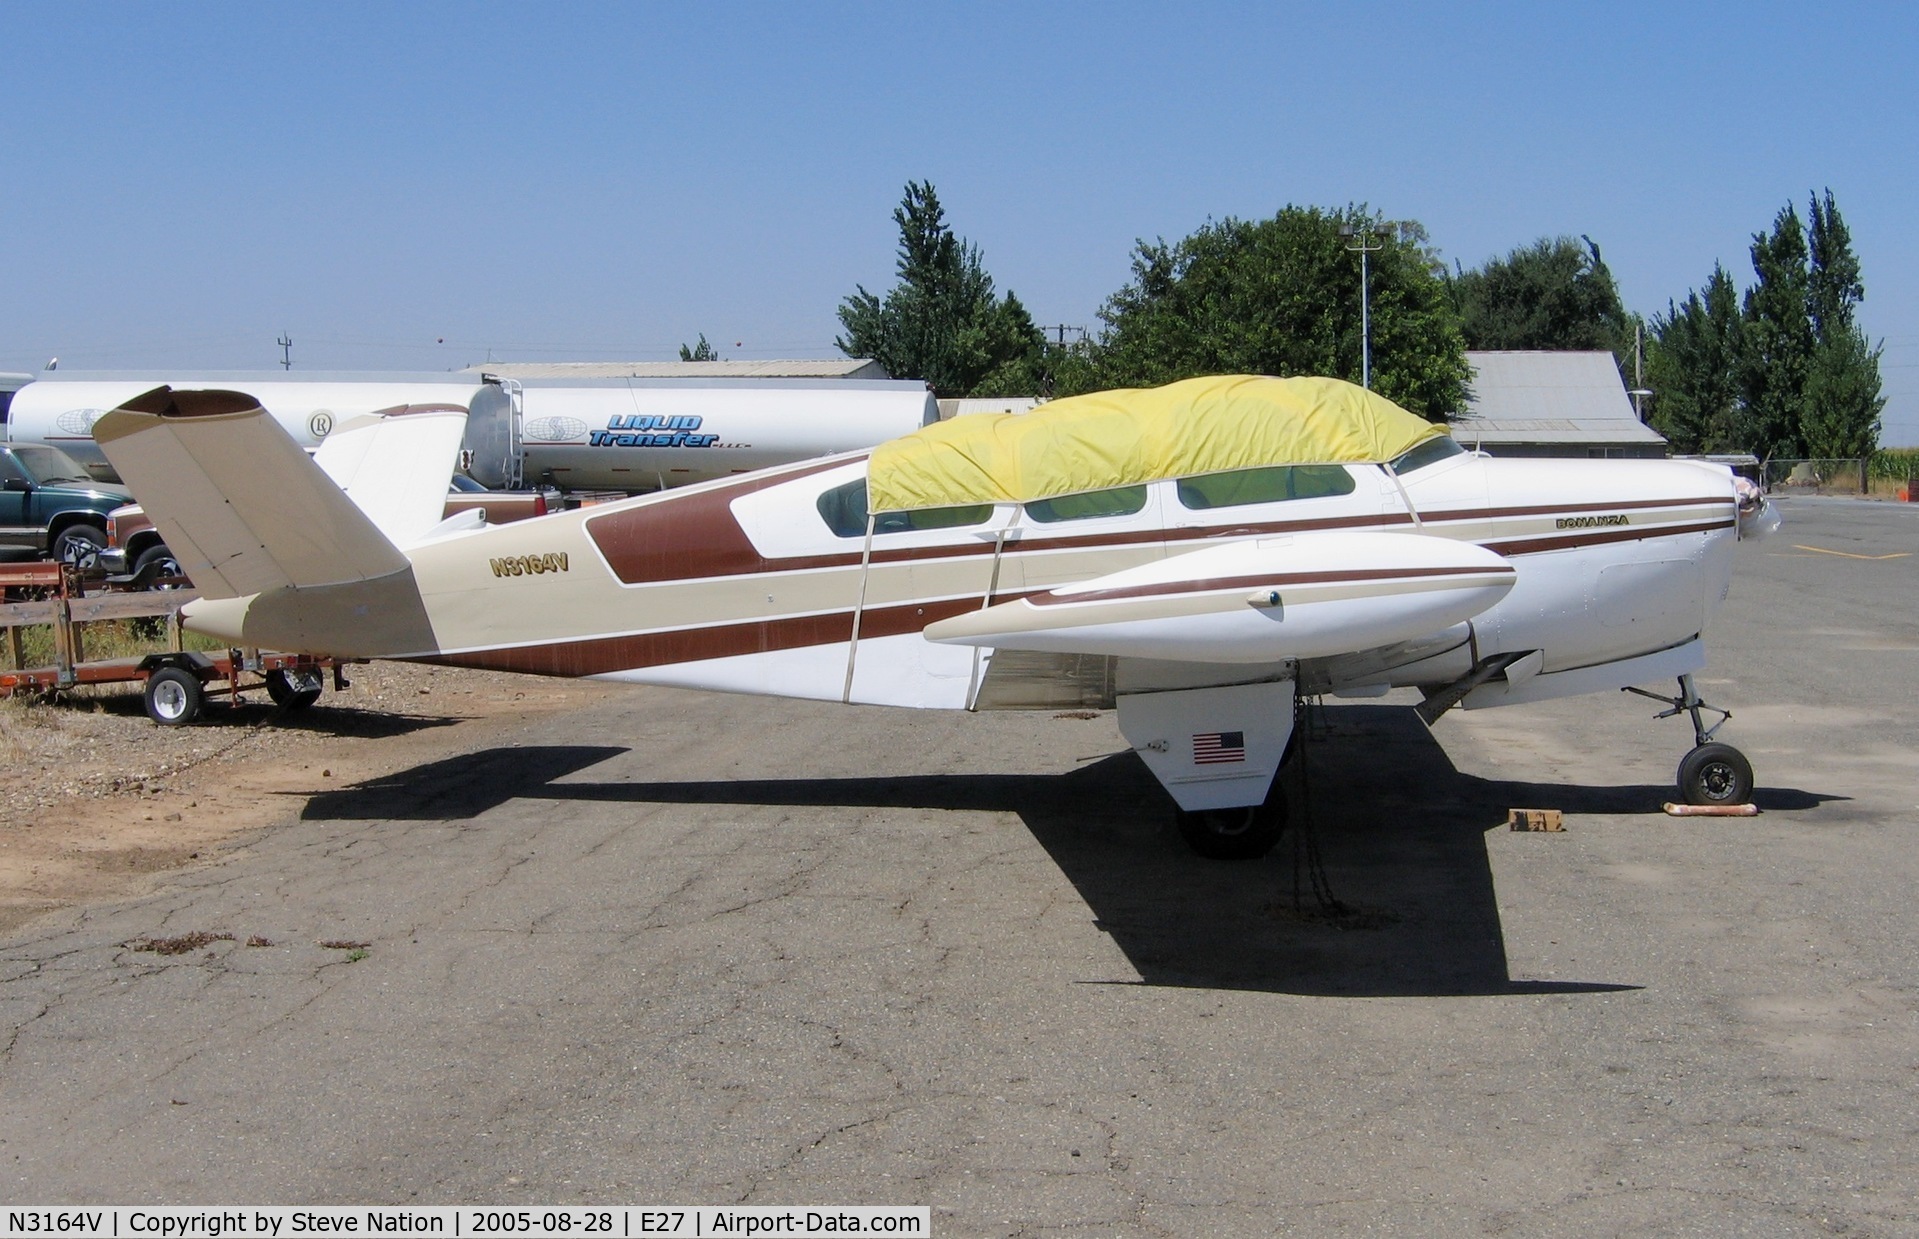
[1084,206,1469,419]
[1801,190,1883,458]
[1803,328,1884,458]
[1738,204,1814,459]
[836,181,1045,398]
[1646,264,1744,453]
[678,334,719,362]
[1449,235,1634,360]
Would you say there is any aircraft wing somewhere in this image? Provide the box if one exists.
[929,530,1516,817]
[925,530,1515,664]
[93,388,410,600]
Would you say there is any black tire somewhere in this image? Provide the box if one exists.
[265,667,323,710]
[144,667,204,726]
[51,523,106,569]
[133,544,186,589]
[1677,742,1753,806]
[1176,785,1289,860]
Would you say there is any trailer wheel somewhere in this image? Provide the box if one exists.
[52,523,106,569]
[133,545,186,589]
[265,668,323,710]
[144,667,204,726]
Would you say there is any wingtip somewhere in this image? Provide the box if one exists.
[95,387,269,444]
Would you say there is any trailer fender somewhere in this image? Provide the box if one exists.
[137,650,218,678]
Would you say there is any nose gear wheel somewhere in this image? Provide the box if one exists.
[1626,673,1755,806]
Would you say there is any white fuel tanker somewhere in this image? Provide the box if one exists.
[3,373,484,482]
[3,372,940,494]
[460,376,940,490]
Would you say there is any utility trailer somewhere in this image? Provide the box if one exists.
[0,562,353,725]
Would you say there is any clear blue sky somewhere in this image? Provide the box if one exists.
[4,3,1915,442]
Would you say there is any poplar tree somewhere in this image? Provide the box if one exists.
[1801,190,1883,458]
[1647,264,1744,453]
[836,182,1045,398]
[1737,204,1814,459]
[1652,190,1881,460]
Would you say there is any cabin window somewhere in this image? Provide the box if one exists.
[816,478,993,538]
[1023,484,1148,523]
[1389,436,1466,473]
[1176,465,1356,510]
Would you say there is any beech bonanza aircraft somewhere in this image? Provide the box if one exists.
[96,375,1779,859]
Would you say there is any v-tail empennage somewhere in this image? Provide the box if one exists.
[91,387,455,658]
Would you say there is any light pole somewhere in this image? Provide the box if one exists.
[1339,222,1395,389]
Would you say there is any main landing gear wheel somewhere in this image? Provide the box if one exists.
[1177,789,1289,861]
[265,667,324,710]
[1678,742,1753,806]
[144,667,204,726]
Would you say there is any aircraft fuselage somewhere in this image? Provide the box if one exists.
[184,444,1753,718]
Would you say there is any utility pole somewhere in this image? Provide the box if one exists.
[277,333,293,371]
[1627,322,1653,422]
[1339,224,1393,389]
[1047,324,1085,347]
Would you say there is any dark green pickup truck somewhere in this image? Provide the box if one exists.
[0,442,133,564]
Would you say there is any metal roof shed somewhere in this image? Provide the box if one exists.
[1452,350,1667,458]
[459,359,891,380]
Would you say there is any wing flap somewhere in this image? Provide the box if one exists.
[926,530,1515,663]
[93,387,409,600]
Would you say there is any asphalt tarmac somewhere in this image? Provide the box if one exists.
[3,495,1915,1235]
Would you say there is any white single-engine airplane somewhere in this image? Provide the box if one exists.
[96,375,1780,858]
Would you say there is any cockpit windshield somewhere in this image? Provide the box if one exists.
[1389,436,1466,474]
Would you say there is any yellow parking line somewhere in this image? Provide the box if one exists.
[1791,544,1913,560]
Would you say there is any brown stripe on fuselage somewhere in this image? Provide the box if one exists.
[1484,517,1736,557]
[1428,494,1733,523]
[422,593,996,678]
[1028,564,1514,608]
[584,458,853,584]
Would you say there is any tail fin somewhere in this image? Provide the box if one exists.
[93,387,408,600]
[312,404,468,549]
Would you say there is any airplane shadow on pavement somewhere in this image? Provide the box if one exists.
[300,706,1844,998]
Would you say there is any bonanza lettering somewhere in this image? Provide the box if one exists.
[1554,514,1629,529]
[490,553,569,577]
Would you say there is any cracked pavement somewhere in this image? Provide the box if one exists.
[2,497,1917,1235]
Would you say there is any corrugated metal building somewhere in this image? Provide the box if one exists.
[937,396,1042,419]
[459,359,890,381]
[1452,350,1667,458]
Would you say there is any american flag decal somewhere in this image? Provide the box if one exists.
[1192,730,1246,764]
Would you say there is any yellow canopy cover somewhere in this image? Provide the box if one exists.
[866,374,1448,512]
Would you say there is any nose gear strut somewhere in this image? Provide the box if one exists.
[1624,674,1754,806]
